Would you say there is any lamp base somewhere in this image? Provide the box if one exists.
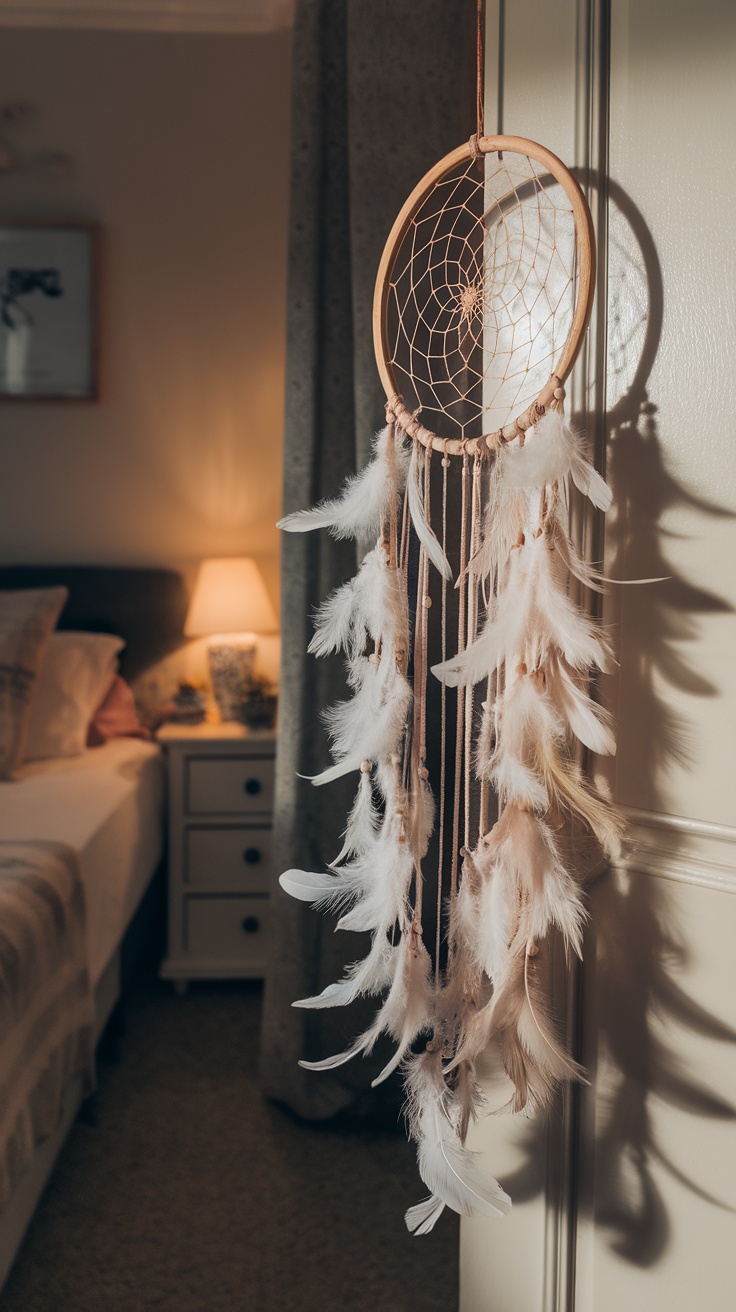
[207,641,256,722]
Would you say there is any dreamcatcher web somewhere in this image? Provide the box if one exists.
[386,150,578,442]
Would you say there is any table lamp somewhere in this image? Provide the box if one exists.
[184,557,278,722]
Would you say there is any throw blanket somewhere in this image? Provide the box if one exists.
[0,841,94,1208]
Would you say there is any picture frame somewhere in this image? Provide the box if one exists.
[0,222,99,401]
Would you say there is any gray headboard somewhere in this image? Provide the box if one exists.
[0,565,189,681]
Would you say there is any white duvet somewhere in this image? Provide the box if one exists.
[0,738,165,986]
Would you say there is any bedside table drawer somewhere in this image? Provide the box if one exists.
[187,755,275,815]
[186,827,272,892]
[185,896,270,964]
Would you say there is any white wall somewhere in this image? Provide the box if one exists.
[0,27,291,632]
[462,2,736,1309]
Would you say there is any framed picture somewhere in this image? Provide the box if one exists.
[0,223,99,401]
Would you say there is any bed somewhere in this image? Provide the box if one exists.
[0,565,187,1290]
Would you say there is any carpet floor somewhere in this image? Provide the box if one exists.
[3,981,459,1312]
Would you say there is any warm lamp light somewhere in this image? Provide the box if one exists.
[185,557,277,638]
[185,557,278,722]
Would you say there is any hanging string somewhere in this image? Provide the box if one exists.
[464,453,483,849]
[409,439,434,926]
[435,447,450,985]
[451,453,470,907]
[476,0,485,141]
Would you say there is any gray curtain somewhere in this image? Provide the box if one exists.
[260,0,475,1119]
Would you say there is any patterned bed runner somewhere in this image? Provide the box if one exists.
[0,841,94,1208]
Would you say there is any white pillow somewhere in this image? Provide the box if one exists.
[24,631,125,761]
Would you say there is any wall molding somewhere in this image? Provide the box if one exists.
[615,805,736,894]
[0,0,293,33]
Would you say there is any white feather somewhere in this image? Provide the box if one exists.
[407,442,453,580]
[278,868,340,903]
[311,655,411,786]
[334,808,414,935]
[308,576,362,660]
[370,927,433,1085]
[292,932,397,1010]
[332,768,381,865]
[298,1037,370,1072]
[434,531,546,688]
[308,544,408,662]
[435,524,612,689]
[405,1195,446,1235]
[405,1053,511,1224]
[278,424,409,540]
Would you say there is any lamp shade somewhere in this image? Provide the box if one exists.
[184,557,277,637]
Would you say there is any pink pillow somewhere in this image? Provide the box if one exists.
[87,676,150,746]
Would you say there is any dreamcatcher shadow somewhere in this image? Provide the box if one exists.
[498,176,736,1267]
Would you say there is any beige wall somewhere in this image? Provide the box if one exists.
[0,27,291,627]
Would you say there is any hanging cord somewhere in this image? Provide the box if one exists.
[476,0,485,141]
[411,544,427,925]
[410,440,434,926]
[450,453,470,909]
[469,0,486,157]
[464,453,483,850]
[385,414,398,571]
[435,446,450,987]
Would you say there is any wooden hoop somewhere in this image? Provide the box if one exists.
[372,135,596,456]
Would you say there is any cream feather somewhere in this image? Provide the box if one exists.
[299,926,432,1078]
[485,673,560,811]
[481,804,588,957]
[545,652,616,756]
[278,424,409,540]
[466,455,525,586]
[501,409,612,512]
[408,772,435,861]
[434,526,612,689]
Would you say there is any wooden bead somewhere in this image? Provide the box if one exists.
[360,760,372,773]
[422,595,432,608]
[553,387,565,400]
[441,457,451,468]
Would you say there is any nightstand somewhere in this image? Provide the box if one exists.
[157,722,277,990]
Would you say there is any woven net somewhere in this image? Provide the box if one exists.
[385,150,578,443]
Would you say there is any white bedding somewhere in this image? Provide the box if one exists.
[0,739,164,986]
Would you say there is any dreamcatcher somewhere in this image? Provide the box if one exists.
[277,110,622,1230]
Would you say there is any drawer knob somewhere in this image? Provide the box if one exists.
[242,915,260,934]
[243,847,262,865]
[244,778,262,796]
